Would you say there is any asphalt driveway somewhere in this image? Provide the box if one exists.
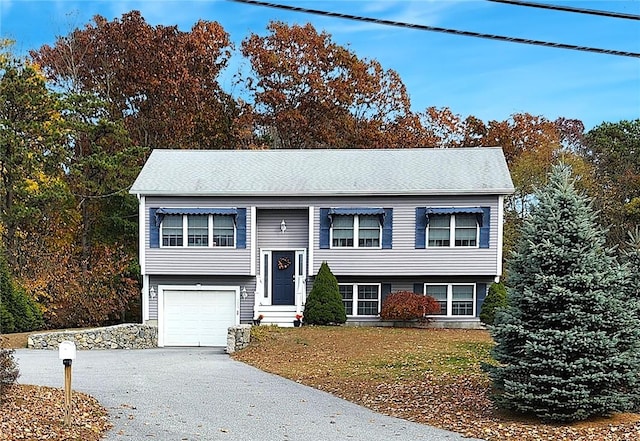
[15,348,483,441]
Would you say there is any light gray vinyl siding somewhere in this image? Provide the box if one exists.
[256,209,308,249]
[145,197,252,275]
[312,195,500,277]
[144,195,501,279]
[256,208,309,277]
[148,275,256,323]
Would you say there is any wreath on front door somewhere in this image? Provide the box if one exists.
[277,257,292,270]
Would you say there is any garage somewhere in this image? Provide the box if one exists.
[159,287,238,347]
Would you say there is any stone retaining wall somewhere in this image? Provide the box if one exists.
[226,325,251,353]
[28,324,158,350]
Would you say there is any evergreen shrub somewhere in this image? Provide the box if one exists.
[303,262,346,325]
[380,291,440,321]
[479,282,508,325]
[0,255,44,333]
[485,164,640,422]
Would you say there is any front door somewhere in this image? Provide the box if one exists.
[272,251,295,305]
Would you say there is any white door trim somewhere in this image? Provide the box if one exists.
[259,248,307,307]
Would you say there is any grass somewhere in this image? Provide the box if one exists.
[232,326,640,441]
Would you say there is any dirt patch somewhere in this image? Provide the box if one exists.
[233,326,640,441]
[0,332,31,349]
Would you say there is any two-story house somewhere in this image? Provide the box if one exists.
[130,148,514,346]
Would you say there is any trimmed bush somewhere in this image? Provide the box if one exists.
[303,261,346,325]
[380,291,440,321]
[479,282,508,325]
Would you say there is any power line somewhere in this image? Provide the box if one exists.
[488,0,640,21]
[230,0,640,58]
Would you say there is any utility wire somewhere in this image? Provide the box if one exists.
[488,0,640,21]
[230,0,640,58]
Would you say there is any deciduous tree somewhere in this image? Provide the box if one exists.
[241,21,415,149]
[32,11,247,150]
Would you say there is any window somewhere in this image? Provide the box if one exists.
[213,215,235,247]
[358,215,381,247]
[427,215,450,247]
[424,283,475,317]
[454,214,478,247]
[161,214,235,248]
[340,283,380,316]
[428,214,478,248]
[340,285,354,315]
[425,285,447,315]
[187,215,208,246]
[332,216,354,247]
[162,215,183,247]
[332,215,381,248]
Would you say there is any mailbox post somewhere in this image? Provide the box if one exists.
[58,341,76,427]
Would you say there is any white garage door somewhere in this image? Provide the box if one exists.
[162,289,237,346]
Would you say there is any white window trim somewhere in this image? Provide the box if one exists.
[339,283,382,317]
[426,214,480,248]
[160,214,236,249]
[424,283,476,317]
[330,215,383,249]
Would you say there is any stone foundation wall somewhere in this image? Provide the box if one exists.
[226,325,251,353]
[28,324,158,350]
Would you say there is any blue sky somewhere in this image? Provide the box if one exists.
[1,0,639,130]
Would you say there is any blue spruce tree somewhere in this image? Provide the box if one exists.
[486,164,640,422]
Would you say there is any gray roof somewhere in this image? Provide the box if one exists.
[130,148,514,196]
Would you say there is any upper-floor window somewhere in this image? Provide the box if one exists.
[427,213,479,247]
[425,283,475,317]
[320,207,392,250]
[416,207,487,249]
[340,283,381,316]
[161,214,235,248]
[162,215,183,247]
[213,215,235,247]
[332,214,381,248]
[151,207,246,249]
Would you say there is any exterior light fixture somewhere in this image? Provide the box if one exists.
[280,219,287,233]
[149,286,156,299]
[241,286,248,299]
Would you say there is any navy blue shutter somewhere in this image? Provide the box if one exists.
[236,208,247,249]
[476,283,487,317]
[479,207,490,248]
[319,208,330,249]
[381,283,392,307]
[415,207,427,249]
[149,208,159,248]
[382,208,393,249]
[413,283,424,294]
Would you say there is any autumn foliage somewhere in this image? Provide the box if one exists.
[0,11,636,333]
[380,291,441,321]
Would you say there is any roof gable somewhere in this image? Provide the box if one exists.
[130,148,514,196]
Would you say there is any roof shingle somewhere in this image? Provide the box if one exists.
[130,148,514,196]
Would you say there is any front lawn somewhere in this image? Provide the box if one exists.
[232,326,640,441]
